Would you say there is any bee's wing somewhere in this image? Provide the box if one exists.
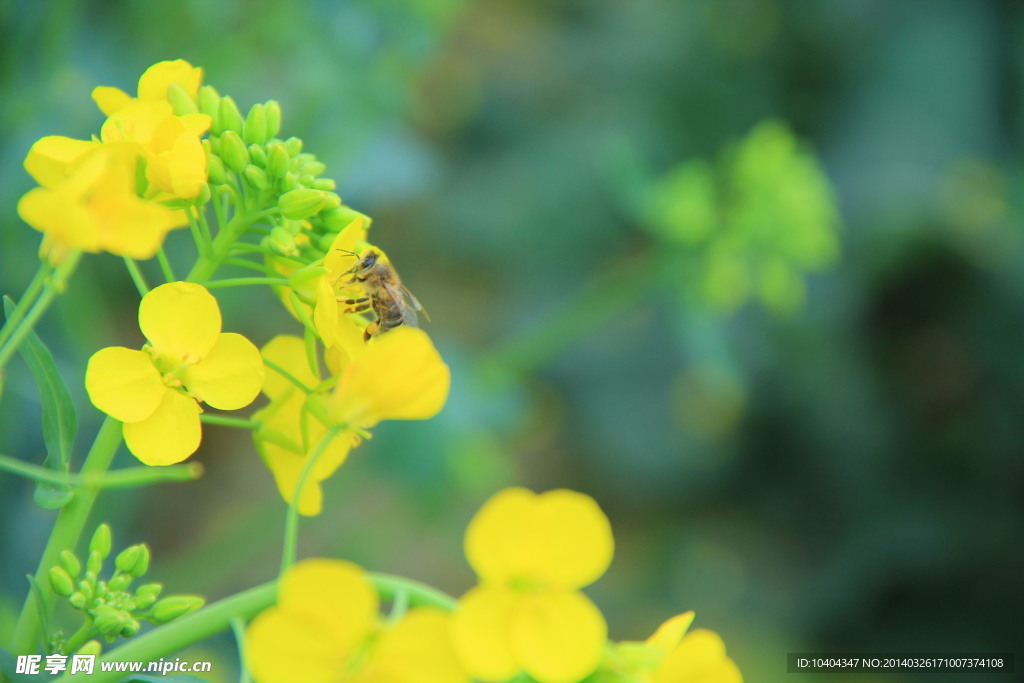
[400,284,430,322]
[381,280,421,328]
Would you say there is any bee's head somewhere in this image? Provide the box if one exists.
[341,247,382,276]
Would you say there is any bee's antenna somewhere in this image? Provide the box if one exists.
[335,248,359,257]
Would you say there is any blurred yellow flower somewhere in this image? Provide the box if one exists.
[603,613,742,683]
[329,326,450,429]
[451,488,613,683]
[253,335,356,516]
[246,559,467,683]
[649,626,742,683]
[92,59,203,116]
[85,282,264,465]
[311,216,368,349]
[18,144,187,263]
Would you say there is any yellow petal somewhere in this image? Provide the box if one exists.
[280,559,378,653]
[18,186,102,253]
[261,335,319,400]
[512,592,607,683]
[182,332,264,410]
[85,347,166,423]
[100,100,174,145]
[91,193,188,259]
[258,443,324,516]
[465,488,613,590]
[23,136,100,188]
[654,629,742,683]
[180,112,212,137]
[330,327,450,427]
[361,607,468,683]
[246,606,346,683]
[146,116,207,199]
[528,489,614,589]
[138,59,203,101]
[123,389,201,465]
[646,612,696,654]
[324,216,367,274]
[139,282,221,362]
[91,86,133,116]
[313,277,339,347]
[450,586,519,682]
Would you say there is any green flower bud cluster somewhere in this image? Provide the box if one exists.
[49,523,205,645]
[197,85,341,220]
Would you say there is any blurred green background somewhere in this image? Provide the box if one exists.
[2,0,1023,681]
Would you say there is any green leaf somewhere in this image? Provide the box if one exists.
[3,296,77,509]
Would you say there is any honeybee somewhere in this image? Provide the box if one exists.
[338,247,426,341]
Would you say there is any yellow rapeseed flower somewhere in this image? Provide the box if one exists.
[253,335,356,516]
[328,325,450,429]
[603,613,743,683]
[100,101,211,200]
[92,59,203,116]
[85,282,264,465]
[18,143,187,263]
[451,488,614,683]
[312,217,368,350]
[246,559,467,683]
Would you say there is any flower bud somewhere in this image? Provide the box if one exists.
[244,165,270,191]
[131,544,150,577]
[264,100,282,138]
[311,178,336,191]
[248,144,268,168]
[149,595,205,625]
[107,573,131,593]
[114,545,141,575]
[94,605,127,637]
[219,95,245,134]
[322,192,342,211]
[195,182,212,206]
[279,188,326,219]
[167,83,198,116]
[59,550,82,578]
[133,583,162,610]
[69,592,87,609]
[207,154,227,185]
[266,142,289,178]
[199,85,221,122]
[268,227,298,257]
[321,206,368,233]
[49,566,75,597]
[301,159,327,177]
[282,172,300,192]
[86,550,103,576]
[284,136,303,156]
[120,618,141,638]
[244,103,268,145]
[90,524,112,559]
[78,580,94,602]
[219,131,250,174]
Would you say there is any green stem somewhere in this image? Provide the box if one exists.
[0,454,201,489]
[186,208,280,284]
[224,258,281,276]
[156,248,176,283]
[230,617,252,683]
[263,359,313,394]
[62,617,95,655]
[0,251,82,375]
[200,277,288,290]
[200,414,261,430]
[187,207,210,260]
[0,261,52,350]
[280,427,341,576]
[122,258,150,296]
[52,573,456,683]
[9,417,123,654]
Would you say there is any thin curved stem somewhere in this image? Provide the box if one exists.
[280,427,341,575]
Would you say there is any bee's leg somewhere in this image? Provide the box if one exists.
[340,297,371,314]
[363,322,379,342]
